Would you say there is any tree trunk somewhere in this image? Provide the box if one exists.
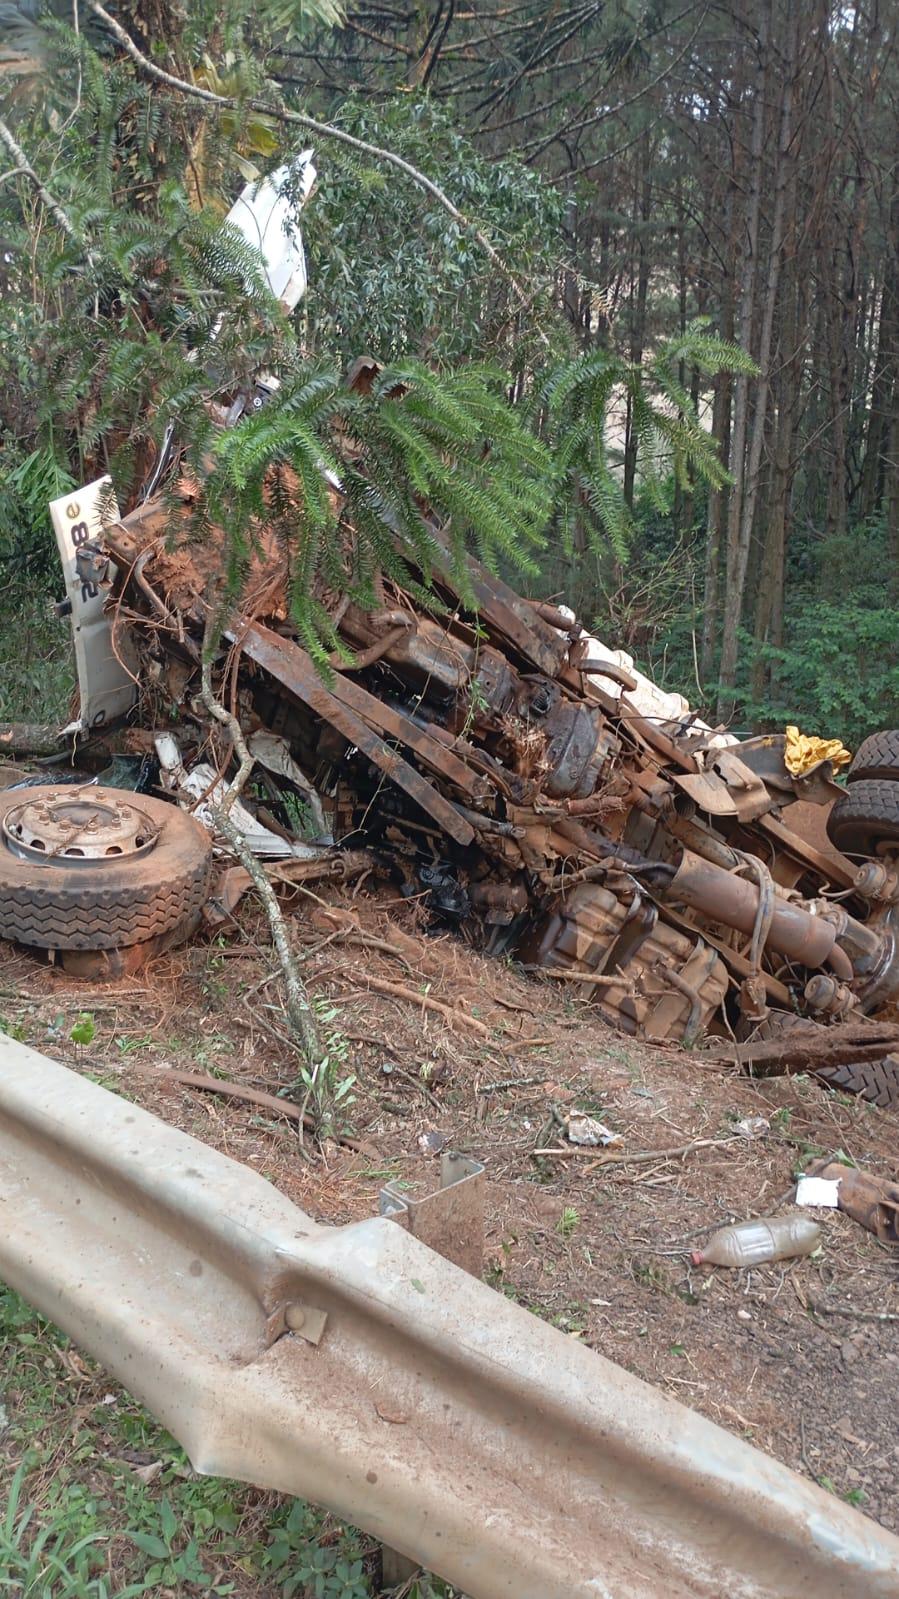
[622,137,653,509]
[859,186,899,521]
[716,0,770,721]
[751,270,802,710]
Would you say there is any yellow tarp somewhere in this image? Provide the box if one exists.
[784,725,852,776]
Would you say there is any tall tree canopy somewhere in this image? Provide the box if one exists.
[1,0,896,737]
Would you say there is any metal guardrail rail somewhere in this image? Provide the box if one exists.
[1,1034,897,1599]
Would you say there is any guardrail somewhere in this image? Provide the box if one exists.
[1,1033,897,1599]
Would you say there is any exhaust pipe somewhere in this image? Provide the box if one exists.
[666,849,837,968]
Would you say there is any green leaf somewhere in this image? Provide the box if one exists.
[69,1012,96,1048]
[126,1531,170,1559]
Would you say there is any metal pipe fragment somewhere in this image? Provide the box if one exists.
[667,849,837,967]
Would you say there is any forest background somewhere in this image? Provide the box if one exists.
[1,0,897,744]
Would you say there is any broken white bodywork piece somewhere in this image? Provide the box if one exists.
[227,152,316,313]
[566,1112,621,1147]
[554,605,738,755]
[795,1174,842,1208]
[49,476,137,735]
[155,734,326,860]
[247,730,331,842]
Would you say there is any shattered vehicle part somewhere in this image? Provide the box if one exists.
[227,153,316,315]
[65,478,899,1106]
[140,153,318,502]
[49,476,137,734]
[806,1158,899,1244]
[203,848,375,928]
[155,733,328,860]
[0,783,212,975]
[1,1035,898,1599]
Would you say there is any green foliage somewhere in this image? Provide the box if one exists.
[290,1000,356,1140]
[0,594,73,725]
[69,1014,96,1049]
[535,322,750,567]
[582,494,899,746]
[735,599,899,745]
[201,355,552,655]
[256,0,347,42]
[537,347,632,560]
[641,322,756,500]
[0,445,74,586]
[556,1206,580,1238]
[264,1500,368,1597]
[299,97,569,366]
[0,1459,134,1599]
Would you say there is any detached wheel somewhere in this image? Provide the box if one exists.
[847,729,899,783]
[826,779,899,856]
[0,785,212,954]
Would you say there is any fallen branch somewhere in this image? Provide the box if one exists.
[532,1137,737,1165]
[716,1020,899,1075]
[357,975,493,1037]
[807,1301,899,1324]
[303,925,416,972]
[523,966,629,988]
[127,1063,363,1150]
[87,0,527,304]
[200,631,321,1067]
[0,722,68,758]
[477,1074,553,1095]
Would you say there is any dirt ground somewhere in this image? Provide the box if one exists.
[3,880,897,1539]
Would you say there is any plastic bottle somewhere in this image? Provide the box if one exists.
[690,1215,821,1268]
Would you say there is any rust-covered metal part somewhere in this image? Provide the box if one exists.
[79,483,899,1090]
[807,1158,899,1244]
[2,1033,898,1599]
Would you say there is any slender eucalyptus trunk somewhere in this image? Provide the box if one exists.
[716,0,770,720]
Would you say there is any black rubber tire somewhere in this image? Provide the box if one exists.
[825,779,899,856]
[0,787,212,950]
[746,1010,899,1108]
[846,729,899,783]
[814,1055,899,1109]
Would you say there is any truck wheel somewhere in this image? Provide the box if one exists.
[0,785,212,951]
[825,779,899,856]
[814,1055,899,1109]
[846,729,899,783]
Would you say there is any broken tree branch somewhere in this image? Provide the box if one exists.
[716,1021,899,1075]
[0,722,69,758]
[127,1063,364,1150]
[356,974,493,1037]
[0,117,94,258]
[532,1137,738,1164]
[200,628,321,1066]
[86,0,528,305]
[807,1302,899,1324]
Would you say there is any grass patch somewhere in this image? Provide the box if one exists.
[0,1286,379,1595]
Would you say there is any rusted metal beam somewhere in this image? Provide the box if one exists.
[252,625,487,801]
[1,1037,897,1599]
[237,625,475,847]
[428,533,568,678]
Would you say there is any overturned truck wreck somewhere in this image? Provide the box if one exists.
[27,449,899,1108]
